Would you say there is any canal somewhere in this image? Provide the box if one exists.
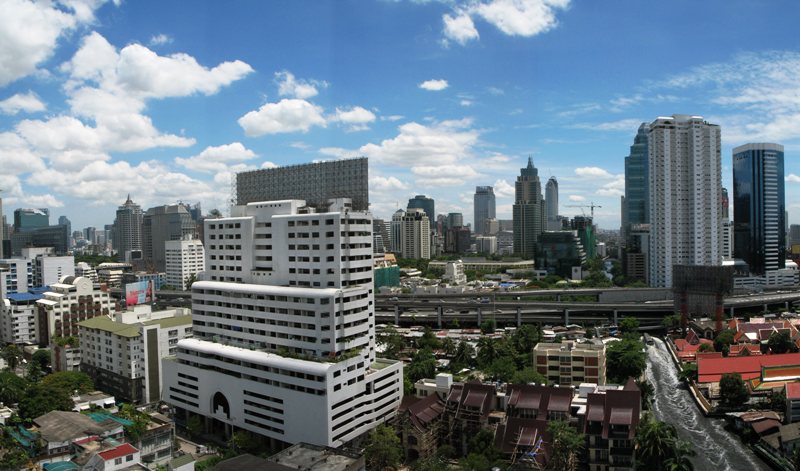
[646,338,770,471]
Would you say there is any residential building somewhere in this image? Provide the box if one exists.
[0,195,3,259]
[733,143,785,275]
[142,204,197,272]
[474,186,496,235]
[534,341,606,386]
[113,195,143,262]
[372,219,389,253]
[236,157,369,211]
[28,249,75,287]
[535,231,586,279]
[583,378,641,471]
[648,115,722,287]
[443,382,496,455]
[444,226,471,254]
[32,410,125,460]
[390,209,405,253]
[165,239,205,290]
[407,195,435,226]
[0,257,33,295]
[397,394,446,462]
[35,276,115,347]
[721,188,733,259]
[401,208,431,259]
[0,290,42,344]
[53,340,82,372]
[545,176,560,231]
[75,262,99,283]
[442,260,467,285]
[162,199,403,448]
[75,441,142,471]
[513,157,544,258]
[475,235,497,255]
[79,308,193,404]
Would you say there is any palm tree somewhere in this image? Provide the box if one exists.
[635,413,679,469]
[664,439,696,471]
[476,337,498,368]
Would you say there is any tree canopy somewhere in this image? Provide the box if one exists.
[606,338,646,384]
[547,420,583,471]
[719,373,750,408]
[364,424,402,470]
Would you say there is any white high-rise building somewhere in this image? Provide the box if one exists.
[648,115,722,287]
[545,177,560,231]
[165,239,205,290]
[162,199,402,448]
[400,208,431,259]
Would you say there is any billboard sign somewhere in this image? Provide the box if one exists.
[125,280,153,306]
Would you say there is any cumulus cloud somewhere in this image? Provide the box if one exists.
[571,118,642,131]
[371,176,409,192]
[575,166,614,179]
[20,193,63,208]
[493,179,515,198]
[441,0,570,46]
[0,0,104,86]
[0,91,46,115]
[330,106,376,131]
[787,174,800,183]
[419,79,449,91]
[568,194,585,202]
[149,33,173,46]
[175,142,257,173]
[358,119,479,167]
[275,71,326,99]
[238,99,326,136]
[596,175,625,197]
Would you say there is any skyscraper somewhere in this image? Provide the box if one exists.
[733,143,785,275]
[407,195,435,224]
[58,216,72,249]
[142,204,197,272]
[623,123,649,237]
[721,188,732,259]
[390,209,405,253]
[545,177,559,231]
[162,198,402,447]
[473,186,496,235]
[648,115,722,288]
[113,195,143,261]
[400,208,431,259]
[513,157,544,258]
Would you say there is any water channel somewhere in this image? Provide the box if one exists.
[645,338,771,471]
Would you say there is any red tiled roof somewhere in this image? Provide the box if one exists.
[697,353,800,384]
[98,443,137,461]
[786,382,800,400]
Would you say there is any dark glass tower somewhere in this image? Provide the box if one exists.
[733,143,785,275]
[407,195,435,224]
[623,123,649,235]
[513,157,544,258]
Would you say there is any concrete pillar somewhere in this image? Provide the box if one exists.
[516,307,522,327]
[556,294,561,302]
[786,301,790,310]
[613,310,618,325]
[764,304,769,313]
[564,309,569,326]
[394,305,400,325]
[437,306,443,329]
[477,308,482,326]
[730,306,735,317]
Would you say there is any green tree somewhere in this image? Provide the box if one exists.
[452,341,475,369]
[480,318,497,334]
[635,413,680,469]
[606,338,646,384]
[0,371,28,404]
[769,389,787,413]
[547,420,583,471]
[678,363,698,383]
[364,424,402,471]
[768,330,798,354]
[637,379,655,410]
[486,356,517,382]
[664,439,696,471]
[619,317,640,335]
[662,314,681,331]
[117,403,151,442]
[511,324,542,356]
[186,414,204,438]
[41,371,94,395]
[418,327,441,350]
[1,344,22,371]
[719,373,749,408]
[406,348,437,383]
[697,343,714,353]
[476,337,499,368]
[17,383,73,420]
[510,367,547,386]
[377,325,405,359]
[714,329,736,356]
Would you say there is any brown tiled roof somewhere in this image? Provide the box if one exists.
[506,384,572,420]
[494,416,550,466]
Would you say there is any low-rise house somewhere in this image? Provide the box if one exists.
[74,440,142,471]
[697,353,800,397]
[136,412,174,466]
[397,394,446,461]
[32,410,125,461]
[762,423,800,460]
[266,442,365,471]
[72,391,117,413]
[786,382,800,423]
[673,330,715,362]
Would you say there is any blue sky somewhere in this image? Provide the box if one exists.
[1,0,800,232]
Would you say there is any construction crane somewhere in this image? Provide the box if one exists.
[565,201,603,219]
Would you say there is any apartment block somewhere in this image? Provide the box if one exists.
[534,341,606,386]
[162,199,402,448]
[583,379,641,471]
[165,239,205,290]
[35,276,115,347]
[0,290,42,344]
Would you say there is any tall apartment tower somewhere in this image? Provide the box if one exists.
[473,186,496,235]
[544,177,559,231]
[400,208,431,259]
[648,115,722,288]
[162,199,403,448]
[623,123,649,237]
[721,188,733,259]
[113,195,143,261]
[0,194,4,259]
[733,143,785,275]
[390,209,405,253]
[142,204,197,272]
[407,195,435,225]
[513,157,544,258]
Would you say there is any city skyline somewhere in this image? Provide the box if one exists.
[1,1,800,231]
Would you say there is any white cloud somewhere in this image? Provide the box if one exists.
[419,79,449,91]
[0,0,100,86]
[175,142,257,173]
[596,175,625,197]
[319,147,357,159]
[460,99,473,107]
[371,176,409,192]
[331,106,376,131]
[443,10,479,45]
[493,179,515,197]
[275,71,325,99]
[575,166,614,179]
[0,91,46,115]
[149,33,173,46]
[238,99,326,136]
[0,132,46,173]
[441,0,569,46]
[787,174,800,183]
[20,193,63,208]
[568,194,585,202]
[289,141,311,150]
[571,118,643,132]
[381,115,404,122]
[358,119,479,167]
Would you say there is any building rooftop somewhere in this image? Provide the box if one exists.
[33,411,121,443]
[7,292,42,302]
[786,382,800,400]
[267,442,363,471]
[698,353,800,383]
